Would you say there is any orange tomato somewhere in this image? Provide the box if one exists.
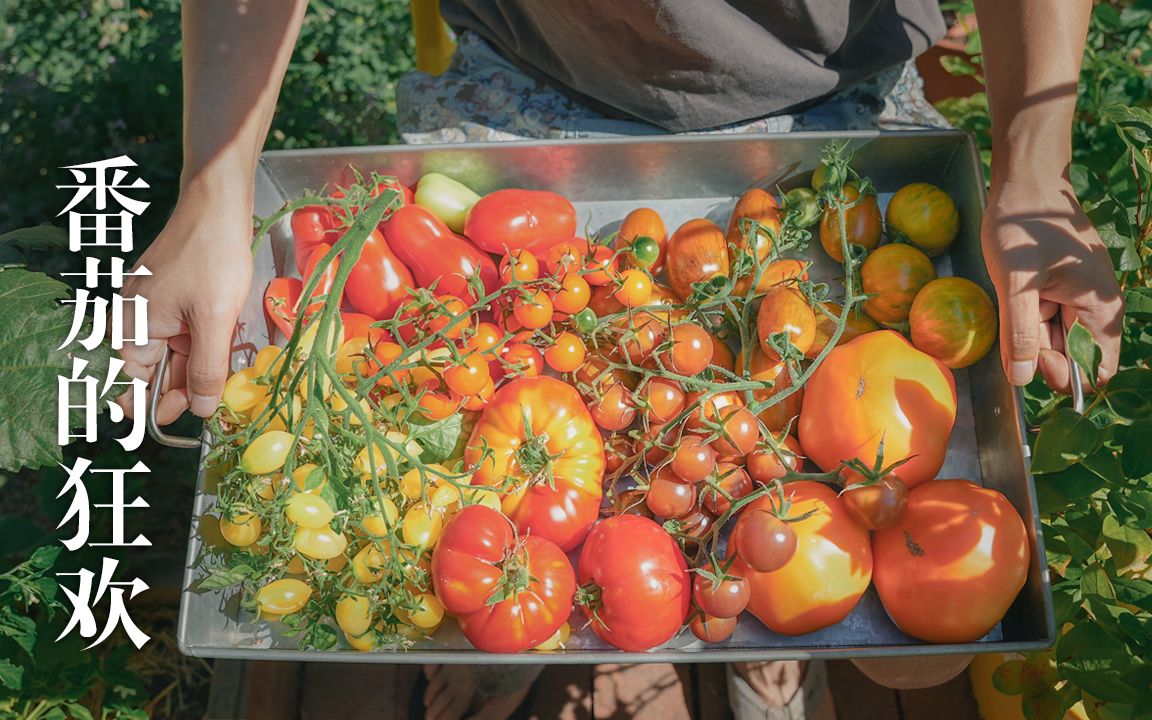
[806,302,879,359]
[615,207,668,273]
[726,189,781,288]
[732,482,873,635]
[665,218,730,301]
[798,330,957,488]
[737,345,804,433]
[885,183,960,257]
[860,244,937,325]
[820,185,882,263]
[909,277,997,369]
[756,286,816,360]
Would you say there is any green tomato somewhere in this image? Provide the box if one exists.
[630,236,661,267]
[414,173,481,233]
[572,308,598,334]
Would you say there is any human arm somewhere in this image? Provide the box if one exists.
[972,0,1124,390]
[122,0,308,420]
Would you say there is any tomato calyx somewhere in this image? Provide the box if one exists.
[514,411,562,489]
[836,436,914,492]
[486,538,535,607]
[574,581,611,631]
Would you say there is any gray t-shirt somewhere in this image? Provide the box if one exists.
[440,1,946,132]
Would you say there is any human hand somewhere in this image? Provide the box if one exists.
[981,176,1124,392]
[120,190,254,422]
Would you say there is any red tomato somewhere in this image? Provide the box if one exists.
[340,312,388,345]
[465,377,604,550]
[383,204,500,300]
[291,205,338,274]
[745,436,804,484]
[464,189,577,255]
[433,506,576,653]
[731,482,873,635]
[264,277,303,339]
[344,228,415,321]
[797,330,957,489]
[577,515,691,651]
[872,480,1029,643]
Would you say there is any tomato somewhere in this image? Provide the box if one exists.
[589,384,637,432]
[872,480,1029,643]
[285,494,335,529]
[581,243,619,286]
[545,332,587,373]
[782,187,822,228]
[414,172,480,233]
[751,258,809,295]
[727,188,781,293]
[465,377,604,550]
[736,346,803,433]
[615,207,668,272]
[335,595,372,636]
[241,430,294,474]
[301,244,341,314]
[807,302,879,359]
[443,353,491,396]
[501,343,544,379]
[618,314,666,364]
[257,578,312,620]
[732,482,872,635]
[465,321,504,355]
[712,406,759,457]
[220,512,261,547]
[693,566,750,619]
[841,471,908,530]
[500,249,539,283]
[700,462,752,516]
[417,391,462,421]
[586,283,625,318]
[820,185,882,263]
[641,377,686,424]
[798,330,957,489]
[553,273,591,315]
[645,468,697,519]
[745,436,804,484]
[264,277,303,340]
[291,205,338,274]
[710,338,736,372]
[223,368,266,414]
[513,289,554,330]
[577,515,691,651]
[464,189,577,255]
[662,322,714,376]
[690,613,737,643]
[293,527,348,560]
[344,228,415,320]
[401,503,445,548]
[339,312,383,345]
[614,268,653,307]
[604,433,632,474]
[384,205,499,300]
[860,244,937,325]
[666,218,730,301]
[757,286,816,360]
[885,182,959,257]
[684,389,743,433]
[908,277,997,369]
[433,506,576,653]
[731,508,796,573]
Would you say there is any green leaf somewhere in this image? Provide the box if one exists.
[1126,288,1152,321]
[1122,420,1152,479]
[1036,464,1108,515]
[0,268,119,472]
[1105,369,1152,420]
[1081,562,1117,601]
[65,703,94,720]
[1097,223,1141,273]
[26,544,61,572]
[1108,489,1152,528]
[1112,577,1152,613]
[1067,320,1103,388]
[0,608,37,656]
[1057,623,1138,703]
[0,225,68,253]
[1102,515,1152,574]
[0,658,23,691]
[196,564,255,591]
[1031,408,1102,473]
[406,413,465,464]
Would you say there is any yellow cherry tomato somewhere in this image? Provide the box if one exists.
[405,593,445,630]
[285,554,306,575]
[335,594,373,637]
[330,393,373,425]
[240,430,294,475]
[297,317,346,360]
[399,464,451,501]
[223,368,267,414]
[293,527,348,560]
[351,542,389,584]
[345,630,377,651]
[253,344,286,377]
[219,512,261,547]
[363,497,399,536]
[533,622,572,651]
[335,337,374,379]
[256,578,312,618]
[285,493,335,529]
[249,474,281,501]
[249,394,303,433]
[355,433,423,478]
[401,504,444,548]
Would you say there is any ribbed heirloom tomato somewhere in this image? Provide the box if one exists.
[465,376,605,550]
[577,515,691,651]
[432,505,576,653]
[731,482,873,635]
[798,330,957,488]
[872,479,1029,643]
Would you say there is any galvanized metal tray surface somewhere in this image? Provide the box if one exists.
[176,130,1055,663]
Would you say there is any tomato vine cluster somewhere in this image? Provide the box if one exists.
[201,145,1030,655]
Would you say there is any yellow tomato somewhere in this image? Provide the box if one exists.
[351,542,389,584]
[330,393,373,425]
[256,578,312,619]
[533,622,572,651]
[404,593,445,630]
[399,464,451,502]
[345,630,377,651]
[291,463,327,494]
[219,512,261,547]
[223,368,267,414]
[293,527,348,560]
[249,474,281,501]
[362,497,399,536]
[401,504,444,548]
[355,433,423,478]
[253,344,287,377]
[335,595,373,637]
[285,493,335,529]
[335,337,374,379]
[240,431,294,475]
[249,394,303,434]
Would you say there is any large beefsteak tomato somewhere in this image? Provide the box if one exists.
[577,515,691,651]
[465,376,604,550]
[432,505,576,653]
[872,479,1029,643]
[798,330,957,488]
[731,481,872,635]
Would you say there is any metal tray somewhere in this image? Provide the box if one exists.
[175,130,1055,663]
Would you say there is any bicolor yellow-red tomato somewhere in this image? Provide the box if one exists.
[909,277,997,369]
[464,376,604,551]
[860,243,937,325]
[885,182,960,257]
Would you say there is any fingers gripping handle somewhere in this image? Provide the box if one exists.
[146,344,204,449]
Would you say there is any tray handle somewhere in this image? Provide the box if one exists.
[146,344,204,449]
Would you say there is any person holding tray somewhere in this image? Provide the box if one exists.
[121,1,1124,718]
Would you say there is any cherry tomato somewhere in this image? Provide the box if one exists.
[257,578,312,619]
[642,377,686,424]
[502,343,544,378]
[645,469,697,519]
[701,463,753,516]
[670,435,716,484]
[417,391,463,421]
[757,286,816,360]
[553,273,592,315]
[465,189,578,255]
[615,207,668,272]
[614,268,653,307]
[443,353,492,396]
[746,436,805,484]
[618,314,666,365]
[241,430,294,474]
[663,322,713,376]
[908,277,997,369]
[629,236,661,268]
[590,384,637,432]
[545,332,587,372]
[666,218,730,301]
[693,568,751,619]
[840,470,908,530]
[690,613,737,643]
[500,249,539,283]
[513,289,554,330]
[572,307,597,334]
[727,188,781,294]
[582,243,619,286]
[712,406,760,457]
[807,301,879,359]
[732,508,797,574]
[466,321,504,355]
[264,277,303,340]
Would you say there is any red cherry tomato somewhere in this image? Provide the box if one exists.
[263,277,303,340]
[291,205,338,274]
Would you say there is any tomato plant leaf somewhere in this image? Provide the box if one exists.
[1031,408,1102,473]
[1066,319,1103,390]
[196,564,256,591]
[406,413,464,464]
[1101,515,1152,575]
[1125,288,1152,321]
[1121,419,1152,479]
[0,267,118,472]
[0,606,37,656]
[1104,368,1152,420]
[0,658,23,691]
